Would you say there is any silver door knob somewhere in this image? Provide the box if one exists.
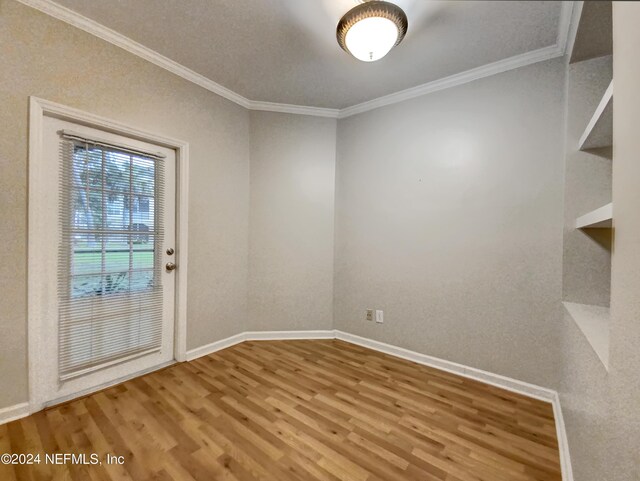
[165,262,177,271]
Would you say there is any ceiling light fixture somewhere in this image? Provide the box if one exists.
[337,0,408,62]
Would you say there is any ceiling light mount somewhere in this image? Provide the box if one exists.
[337,0,408,62]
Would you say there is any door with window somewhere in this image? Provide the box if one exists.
[37,116,176,405]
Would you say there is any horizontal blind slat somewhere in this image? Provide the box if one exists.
[58,332,163,361]
[58,139,165,379]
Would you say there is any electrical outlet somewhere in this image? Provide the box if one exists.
[375,310,384,323]
[366,309,373,321]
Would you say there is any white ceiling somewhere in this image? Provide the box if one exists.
[49,0,565,110]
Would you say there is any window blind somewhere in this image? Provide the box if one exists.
[57,134,165,381]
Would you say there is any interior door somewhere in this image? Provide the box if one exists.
[38,116,176,406]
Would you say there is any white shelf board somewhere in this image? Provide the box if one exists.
[578,80,613,150]
[575,202,613,228]
[563,302,610,369]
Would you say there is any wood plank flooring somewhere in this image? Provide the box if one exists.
[0,340,562,481]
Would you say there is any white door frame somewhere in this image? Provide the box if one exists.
[27,97,189,413]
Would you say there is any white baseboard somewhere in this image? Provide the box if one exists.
[185,330,335,361]
[334,330,556,401]
[15,328,572,480]
[333,330,573,481]
[185,332,247,361]
[0,402,30,425]
[244,330,335,341]
[551,392,574,481]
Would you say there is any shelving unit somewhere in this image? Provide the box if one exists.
[575,202,613,228]
[563,302,610,369]
[563,1,613,371]
[578,80,613,151]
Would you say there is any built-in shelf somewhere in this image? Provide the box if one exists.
[563,302,610,369]
[578,80,613,150]
[575,202,613,228]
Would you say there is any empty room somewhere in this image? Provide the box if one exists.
[0,1,638,480]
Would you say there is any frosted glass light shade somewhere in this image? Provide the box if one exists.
[344,17,399,62]
[337,1,408,63]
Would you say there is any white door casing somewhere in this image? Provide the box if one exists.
[28,98,189,411]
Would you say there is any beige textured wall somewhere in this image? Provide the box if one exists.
[4,14,638,480]
[334,58,566,388]
[559,313,610,480]
[248,111,336,331]
[559,5,640,479]
[562,55,613,307]
[0,0,250,409]
[558,55,612,481]
[608,3,640,478]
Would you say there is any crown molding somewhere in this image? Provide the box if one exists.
[339,1,577,119]
[18,0,341,118]
[564,1,584,63]
[337,44,563,118]
[247,100,339,119]
[556,0,576,55]
[338,1,577,118]
[17,0,253,108]
[17,0,577,120]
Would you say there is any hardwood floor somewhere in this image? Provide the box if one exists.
[0,340,562,481]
